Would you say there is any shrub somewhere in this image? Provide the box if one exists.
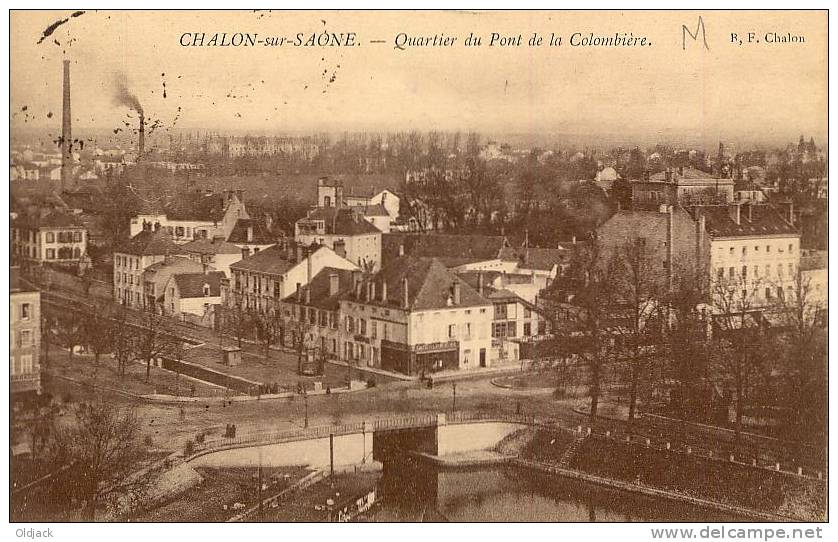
[195,432,205,444]
[366,377,377,388]
[184,439,195,456]
[143,435,153,447]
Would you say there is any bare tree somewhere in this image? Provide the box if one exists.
[664,262,712,422]
[109,307,136,378]
[558,238,617,423]
[222,300,250,349]
[49,401,150,520]
[609,238,663,422]
[772,268,827,444]
[710,272,769,440]
[80,303,115,381]
[134,312,179,383]
[55,311,83,362]
[250,307,280,362]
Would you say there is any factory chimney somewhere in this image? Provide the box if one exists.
[138,113,145,160]
[61,60,72,192]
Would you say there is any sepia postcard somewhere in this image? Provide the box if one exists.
[7,7,829,534]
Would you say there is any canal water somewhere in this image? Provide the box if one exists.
[365,461,747,522]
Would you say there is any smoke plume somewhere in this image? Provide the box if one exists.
[113,72,144,116]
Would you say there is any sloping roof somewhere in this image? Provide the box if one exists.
[650,167,720,181]
[382,233,508,267]
[347,256,490,311]
[800,250,827,271]
[11,268,38,293]
[14,210,84,229]
[300,207,381,236]
[116,228,187,256]
[498,246,568,271]
[163,191,229,222]
[282,267,356,310]
[359,204,389,217]
[182,237,242,255]
[230,244,298,275]
[227,218,277,244]
[687,205,798,238]
[173,271,225,298]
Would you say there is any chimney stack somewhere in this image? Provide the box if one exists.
[402,277,409,309]
[138,113,145,160]
[453,281,461,305]
[305,286,311,304]
[286,241,295,261]
[306,248,313,283]
[296,282,302,302]
[381,280,387,303]
[370,281,376,302]
[728,204,741,226]
[296,243,304,263]
[477,272,484,296]
[329,273,339,296]
[246,225,253,242]
[61,60,72,192]
[788,201,795,225]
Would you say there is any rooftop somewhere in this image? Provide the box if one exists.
[182,237,242,255]
[227,218,277,245]
[282,267,356,310]
[382,233,508,267]
[343,256,490,311]
[687,204,799,238]
[11,268,38,294]
[116,228,187,256]
[299,207,381,236]
[498,246,569,271]
[230,243,305,275]
[173,271,226,298]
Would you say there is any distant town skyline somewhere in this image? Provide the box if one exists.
[12,10,827,147]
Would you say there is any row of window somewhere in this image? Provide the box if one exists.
[45,247,82,260]
[716,263,795,281]
[722,243,795,256]
[115,272,140,286]
[44,231,83,244]
[12,354,35,376]
[115,255,141,270]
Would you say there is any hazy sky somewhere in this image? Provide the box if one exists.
[10,10,827,144]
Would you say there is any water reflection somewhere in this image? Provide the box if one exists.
[369,459,745,522]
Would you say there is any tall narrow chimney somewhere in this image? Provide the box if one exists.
[402,277,409,309]
[477,272,484,296]
[381,280,387,303]
[138,113,145,160]
[61,60,72,192]
[329,273,339,296]
[453,281,461,305]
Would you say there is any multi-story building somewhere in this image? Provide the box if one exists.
[316,177,400,228]
[631,167,734,209]
[113,225,187,309]
[226,217,279,257]
[225,242,358,314]
[338,256,494,375]
[129,189,248,243]
[692,203,801,309]
[12,211,88,264]
[278,267,357,358]
[11,268,41,396]
[142,256,208,313]
[182,237,243,278]
[596,205,705,293]
[162,271,225,322]
[295,207,382,270]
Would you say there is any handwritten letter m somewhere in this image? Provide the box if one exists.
[683,16,709,50]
